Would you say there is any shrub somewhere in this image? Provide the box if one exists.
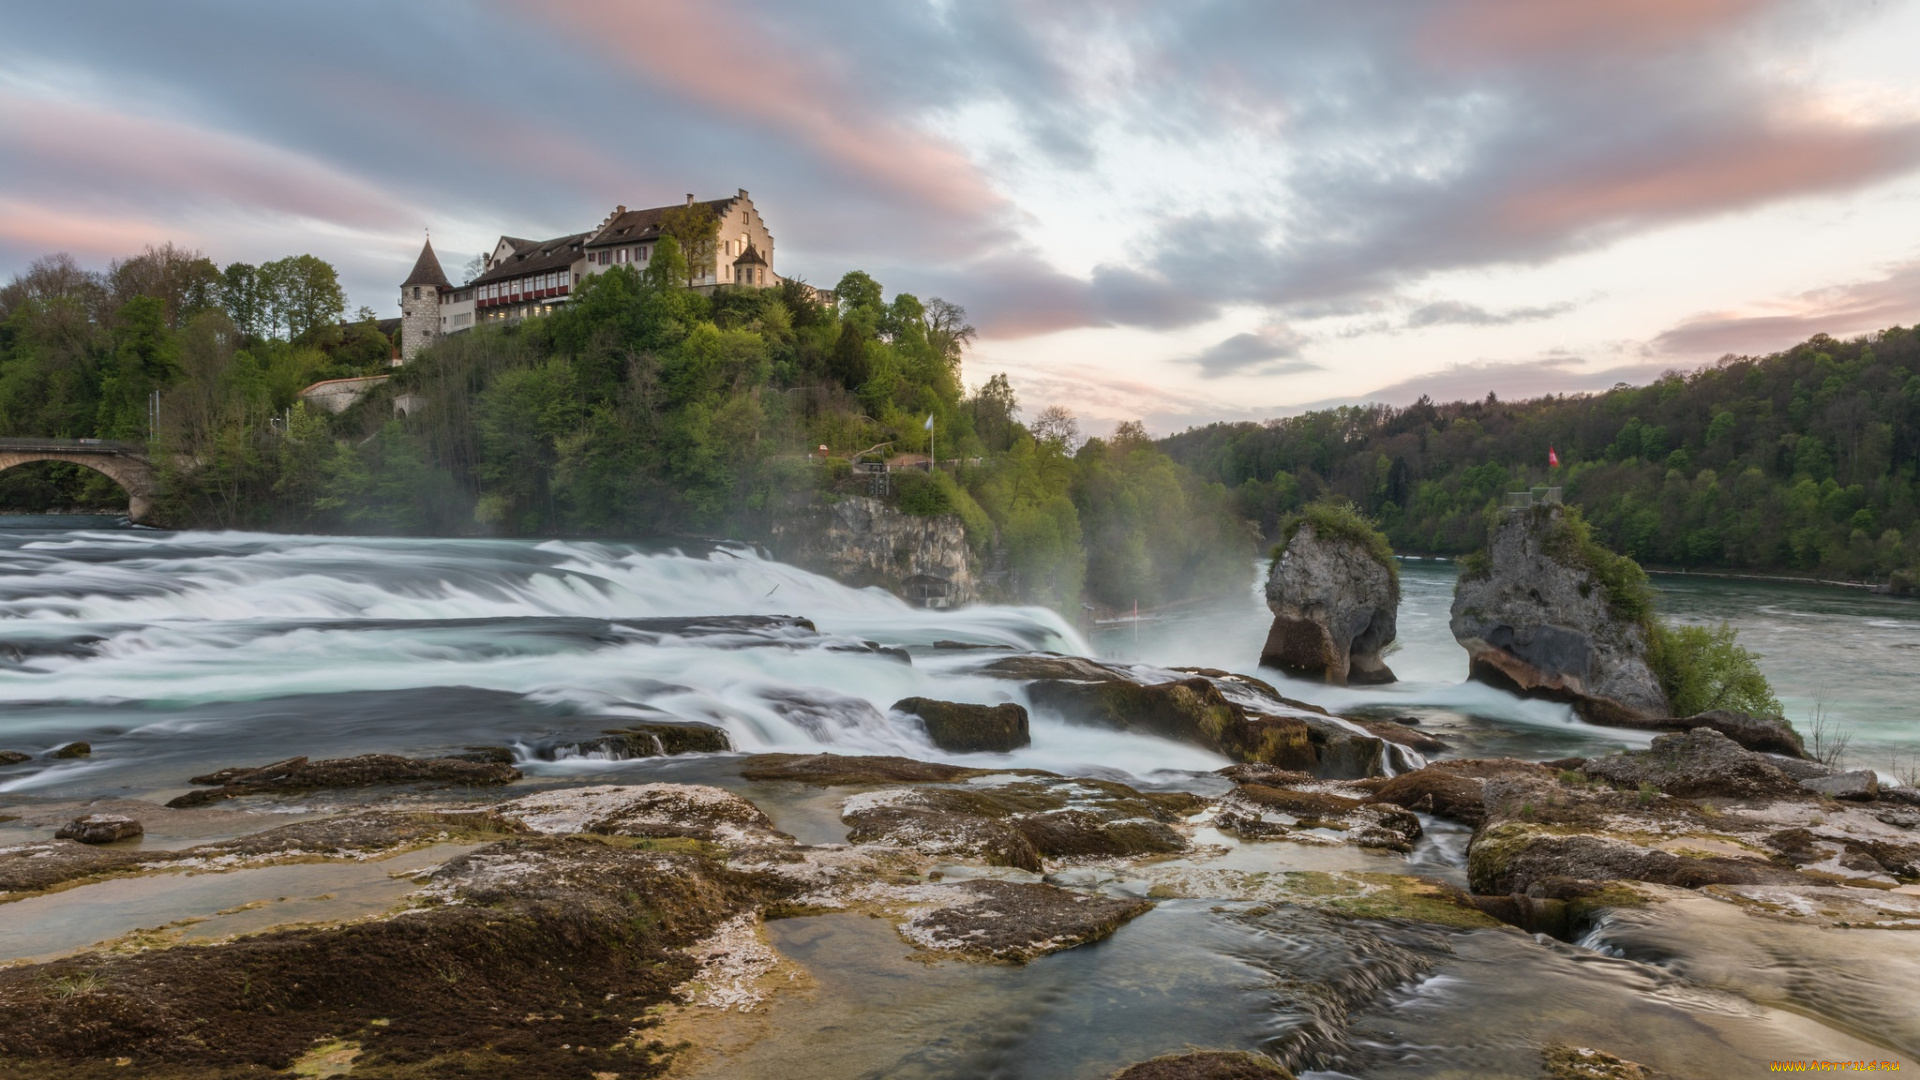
[1540,505,1655,626]
[893,468,951,515]
[1647,620,1783,718]
[1276,497,1398,583]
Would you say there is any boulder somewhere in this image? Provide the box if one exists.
[0,751,29,766]
[1026,677,1318,772]
[167,754,521,808]
[1261,521,1398,685]
[841,775,1196,871]
[900,879,1152,963]
[892,697,1030,753]
[53,814,143,844]
[1109,1051,1293,1079]
[1801,770,1880,801]
[1450,505,1670,724]
[1582,727,1804,801]
[493,784,783,845]
[1213,782,1422,852]
[50,742,90,759]
[1597,709,1807,757]
[544,722,730,760]
[1352,718,1447,754]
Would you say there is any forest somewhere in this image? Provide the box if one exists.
[1163,325,1920,588]
[0,243,1248,615]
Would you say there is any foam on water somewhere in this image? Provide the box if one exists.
[0,529,1225,791]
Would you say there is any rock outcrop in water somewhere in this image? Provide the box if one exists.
[984,656,1403,778]
[1110,1052,1294,1080]
[166,753,522,808]
[770,494,977,607]
[1450,504,1670,724]
[1261,520,1399,685]
[892,697,1030,753]
[53,814,142,844]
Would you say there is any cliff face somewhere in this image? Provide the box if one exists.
[1450,505,1670,723]
[770,495,977,607]
[1261,522,1399,685]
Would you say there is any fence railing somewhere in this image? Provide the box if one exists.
[1503,486,1563,509]
[0,437,144,455]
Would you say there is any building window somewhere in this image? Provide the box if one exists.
[412,286,420,300]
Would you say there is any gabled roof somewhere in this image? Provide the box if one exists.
[585,197,737,248]
[402,239,451,288]
[732,243,768,267]
[469,232,590,286]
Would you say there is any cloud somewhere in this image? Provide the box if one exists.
[1312,354,1687,408]
[1651,260,1920,357]
[1404,299,1577,328]
[1188,325,1318,378]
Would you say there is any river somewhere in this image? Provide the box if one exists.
[1,523,1914,1077]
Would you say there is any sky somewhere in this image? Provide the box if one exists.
[3,0,1919,433]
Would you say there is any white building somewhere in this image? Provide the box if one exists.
[399,190,779,361]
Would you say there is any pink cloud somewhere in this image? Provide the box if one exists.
[1653,260,1920,356]
[1421,0,1775,63]
[528,0,1005,225]
[1498,123,1920,241]
[0,198,184,261]
[0,93,416,232]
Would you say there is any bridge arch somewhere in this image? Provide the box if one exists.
[0,441,159,523]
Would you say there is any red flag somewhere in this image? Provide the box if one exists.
[1548,446,1560,468]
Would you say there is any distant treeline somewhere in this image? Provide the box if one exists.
[1162,326,1920,585]
[0,243,1249,614]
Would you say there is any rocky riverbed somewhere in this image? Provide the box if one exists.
[3,701,1914,1078]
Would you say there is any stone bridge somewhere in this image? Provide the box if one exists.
[0,438,159,522]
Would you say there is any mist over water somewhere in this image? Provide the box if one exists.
[0,526,1232,797]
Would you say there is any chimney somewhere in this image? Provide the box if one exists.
[686,193,695,206]
[616,205,626,214]
[738,188,748,199]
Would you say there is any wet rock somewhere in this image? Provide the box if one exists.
[0,840,148,894]
[1541,1043,1656,1080]
[495,783,784,845]
[739,752,1000,785]
[1352,719,1446,754]
[448,746,516,765]
[53,814,142,844]
[1450,504,1670,724]
[842,776,1195,871]
[892,697,1030,753]
[1027,676,1320,772]
[899,879,1152,962]
[1672,709,1805,757]
[167,754,521,808]
[1469,821,1801,897]
[50,742,90,759]
[1582,728,1804,801]
[1261,519,1399,685]
[189,809,528,860]
[0,751,29,766]
[1801,770,1880,801]
[1365,759,1551,827]
[1213,783,1422,852]
[0,836,764,1075]
[548,722,731,760]
[1876,807,1920,829]
[1110,1051,1294,1080]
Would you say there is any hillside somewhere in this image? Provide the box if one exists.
[1162,325,1920,586]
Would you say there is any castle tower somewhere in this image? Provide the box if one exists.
[400,237,451,361]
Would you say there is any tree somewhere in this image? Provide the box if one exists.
[1032,405,1080,450]
[659,202,719,288]
[266,255,347,342]
[220,262,269,339]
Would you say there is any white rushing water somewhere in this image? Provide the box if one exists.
[0,529,1230,794]
[3,526,1916,797]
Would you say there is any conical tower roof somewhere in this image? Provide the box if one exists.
[402,238,451,289]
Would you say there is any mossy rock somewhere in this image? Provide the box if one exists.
[892,697,1031,753]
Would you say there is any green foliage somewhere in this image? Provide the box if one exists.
[1540,505,1656,626]
[1277,497,1397,583]
[1158,326,1920,586]
[0,243,1255,615]
[1647,621,1783,718]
